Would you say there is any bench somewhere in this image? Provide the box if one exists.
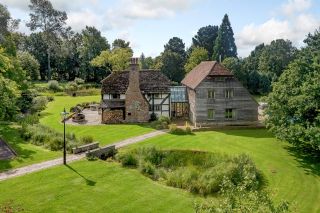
[72,142,99,154]
[86,145,116,160]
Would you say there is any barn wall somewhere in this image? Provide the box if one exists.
[194,76,258,125]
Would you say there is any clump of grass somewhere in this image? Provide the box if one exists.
[116,147,260,196]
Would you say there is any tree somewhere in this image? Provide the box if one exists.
[213,14,237,61]
[160,51,185,83]
[258,39,297,80]
[192,25,219,58]
[112,39,131,50]
[90,48,133,74]
[164,37,186,60]
[185,47,208,72]
[27,0,68,80]
[140,53,154,69]
[222,57,247,86]
[79,26,110,82]
[266,29,320,155]
[17,51,40,80]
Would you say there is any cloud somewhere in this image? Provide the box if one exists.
[106,0,200,29]
[281,0,311,16]
[67,10,107,32]
[236,0,319,57]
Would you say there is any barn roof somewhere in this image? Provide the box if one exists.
[181,61,233,90]
[101,70,171,94]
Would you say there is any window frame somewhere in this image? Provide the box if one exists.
[225,89,234,99]
[112,94,120,99]
[207,89,215,99]
[225,108,234,119]
[207,109,215,120]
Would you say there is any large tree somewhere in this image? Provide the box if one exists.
[164,37,186,60]
[79,26,110,82]
[266,29,320,155]
[192,25,219,58]
[212,14,237,61]
[27,0,67,80]
[17,51,40,80]
[185,47,208,73]
[112,39,131,50]
[258,39,297,80]
[160,51,185,83]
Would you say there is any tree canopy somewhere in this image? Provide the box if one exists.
[185,47,208,73]
[266,29,320,155]
[213,14,237,61]
[192,25,219,58]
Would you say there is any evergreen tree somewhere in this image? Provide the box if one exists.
[212,14,237,61]
[192,25,219,58]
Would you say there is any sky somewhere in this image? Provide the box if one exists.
[1,0,320,57]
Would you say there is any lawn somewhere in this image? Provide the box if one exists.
[0,129,319,212]
[40,95,154,146]
[0,124,60,171]
[0,160,196,212]
[124,129,320,213]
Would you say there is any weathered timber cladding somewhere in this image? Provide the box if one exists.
[187,88,196,123]
[194,77,258,125]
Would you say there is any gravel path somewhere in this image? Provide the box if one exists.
[0,130,167,181]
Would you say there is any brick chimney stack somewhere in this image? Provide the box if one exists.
[125,57,149,122]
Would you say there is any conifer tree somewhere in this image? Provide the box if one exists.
[213,14,237,61]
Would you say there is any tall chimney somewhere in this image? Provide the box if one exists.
[125,57,149,122]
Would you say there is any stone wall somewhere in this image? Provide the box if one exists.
[102,109,124,124]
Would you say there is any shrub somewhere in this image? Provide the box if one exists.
[158,116,170,125]
[31,96,48,113]
[74,77,85,85]
[65,81,78,95]
[149,112,157,121]
[117,148,260,196]
[19,114,39,126]
[80,135,94,145]
[47,80,62,92]
[150,116,171,129]
[117,151,138,167]
[47,96,54,102]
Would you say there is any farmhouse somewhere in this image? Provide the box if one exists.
[101,58,171,123]
[181,61,259,126]
[101,58,258,126]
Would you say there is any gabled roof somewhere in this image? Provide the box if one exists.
[181,61,233,90]
[101,70,171,94]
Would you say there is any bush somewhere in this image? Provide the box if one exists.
[18,114,39,126]
[117,148,260,196]
[74,77,85,85]
[31,96,48,113]
[48,80,62,92]
[47,96,54,102]
[80,135,94,145]
[117,151,138,167]
[150,116,171,130]
[149,112,157,122]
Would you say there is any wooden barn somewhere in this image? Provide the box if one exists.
[100,58,171,124]
[181,61,258,126]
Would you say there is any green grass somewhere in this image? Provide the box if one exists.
[0,160,196,212]
[0,124,60,171]
[124,129,320,213]
[40,96,154,146]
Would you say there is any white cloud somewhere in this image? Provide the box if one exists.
[236,0,319,57]
[106,0,201,29]
[67,10,106,32]
[281,0,311,16]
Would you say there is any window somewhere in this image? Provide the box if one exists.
[207,109,215,120]
[225,89,234,99]
[112,94,120,99]
[208,89,215,99]
[225,109,234,119]
[154,105,161,111]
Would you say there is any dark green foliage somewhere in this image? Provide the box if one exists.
[192,25,219,58]
[112,39,131,51]
[213,14,237,61]
[150,116,170,130]
[266,29,320,155]
[164,37,186,60]
[117,148,260,196]
[139,53,154,69]
[47,80,62,92]
[149,112,157,122]
[160,50,185,83]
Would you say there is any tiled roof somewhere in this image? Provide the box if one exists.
[101,70,171,94]
[181,61,233,89]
